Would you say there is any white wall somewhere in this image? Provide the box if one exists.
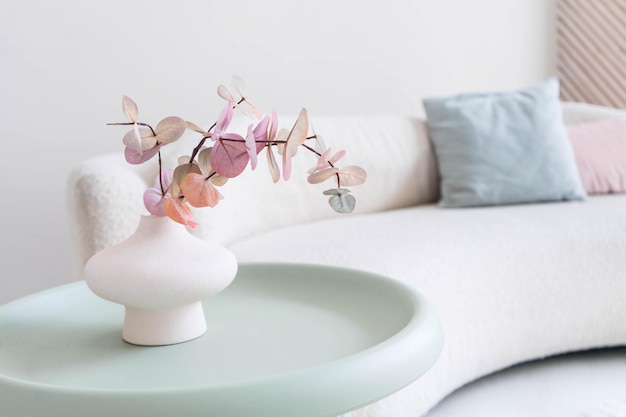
[0,0,556,304]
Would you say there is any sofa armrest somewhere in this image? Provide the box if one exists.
[562,101,626,124]
[67,154,150,279]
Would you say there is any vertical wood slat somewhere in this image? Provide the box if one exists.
[557,0,626,109]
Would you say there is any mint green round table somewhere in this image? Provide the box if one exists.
[0,263,443,417]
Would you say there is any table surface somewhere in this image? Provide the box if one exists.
[0,262,443,417]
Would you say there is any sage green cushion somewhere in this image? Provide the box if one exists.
[423,78,587,207]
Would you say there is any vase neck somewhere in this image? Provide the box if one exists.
[135,215,190,239]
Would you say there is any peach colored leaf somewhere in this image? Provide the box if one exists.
[337,165,367,186]
[282,108,309,181]
[266,145,281,183]
[307,167,339,184]
[164,198,198,228]
[122,96,139,122]
[181,172,222,208]
[210,133,249,178]
[155,116,186,144]
[171,163,201,197]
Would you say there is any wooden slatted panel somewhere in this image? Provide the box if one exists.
[557,0,626,108]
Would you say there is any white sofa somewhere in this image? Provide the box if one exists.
[68,101,626,417]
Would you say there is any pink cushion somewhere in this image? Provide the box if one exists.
[567,117,626,194]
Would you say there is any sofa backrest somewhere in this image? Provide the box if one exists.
[68,101,626,277]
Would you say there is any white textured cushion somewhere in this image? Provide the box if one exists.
[228,195,626,417]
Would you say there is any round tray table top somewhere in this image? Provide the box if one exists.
[0,263,443,417]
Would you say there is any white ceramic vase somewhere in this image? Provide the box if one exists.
[84,214,238,346]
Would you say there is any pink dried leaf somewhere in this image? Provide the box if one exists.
[245,116,270,169]
[155,116,186,145]
[143,188,168,216]
[155,168,174,190]
[308,147,341,174]
[245,124,258,170]
[253,116,270,151]
[230,75,262,119]
[307,167,340,184]
[329,149,346,164]
[123,126,154,154]
[285,109,309,155]
[232,74,248,98]
[337,165,367,186]
[186,121,209,136]
[210,133,249,178]
[214,100,234,135]
[282,108,309,181]
[122,96,139,122]
[239,100,263,120]
[266,145,281,183]
[268,109,278,141]
[311,124,327,154]
[124,146,160,164]
[217,84,234,102]
[275,128,289,156]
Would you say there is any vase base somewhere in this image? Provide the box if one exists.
[122,302,207,346]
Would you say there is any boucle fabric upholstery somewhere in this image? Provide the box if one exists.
[67,102,626,417]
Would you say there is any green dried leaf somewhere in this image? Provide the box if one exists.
[329,192,356,214]
[323,188,351,196]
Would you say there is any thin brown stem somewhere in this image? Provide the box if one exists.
[301,142,340,188]
[158,150,165,195]
[107,121,156,136]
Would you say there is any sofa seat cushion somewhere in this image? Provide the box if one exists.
[228,195,626,417]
